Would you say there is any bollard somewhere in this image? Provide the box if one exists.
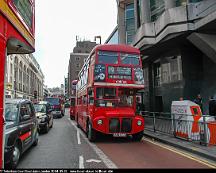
[203,116,208,146]
[153,112,156,132]
[172,113,176,137]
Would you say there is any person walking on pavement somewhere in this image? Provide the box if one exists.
[209,96,216,120]
[194,94,203,113]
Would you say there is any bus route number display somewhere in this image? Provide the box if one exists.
[94,64,106,81]
[12,0,33,29]
[108,66,131,80]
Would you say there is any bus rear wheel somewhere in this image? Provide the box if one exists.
[76,115,80,128]
[87,121,96,142]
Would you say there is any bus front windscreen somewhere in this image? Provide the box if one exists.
[95,88,134,107]
[71,98,75,106]
[46,98,60,106]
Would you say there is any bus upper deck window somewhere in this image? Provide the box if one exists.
[120,54,140,65]
[98,51,118,64]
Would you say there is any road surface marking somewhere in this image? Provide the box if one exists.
[77,130,81,145]
[79,155,84,169]
[86,159,102,163]
[143,137,216,169]
[68,119,117,169]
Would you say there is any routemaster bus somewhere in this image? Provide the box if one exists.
[70,80,78,120]
[0,0,35,168]
[75,44,145,142]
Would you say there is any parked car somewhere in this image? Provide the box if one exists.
[33,101,53,133]
[4,99,39,169]
[45,97,64,118]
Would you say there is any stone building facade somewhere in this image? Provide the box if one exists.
[5,54,44,101]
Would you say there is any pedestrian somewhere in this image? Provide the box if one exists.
[209,96,216,120]
[179,97,184,101]
[194,94,203,113]
[136,97,145,114]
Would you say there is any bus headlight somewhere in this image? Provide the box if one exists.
[137,120,142,126]
[97,119,103,125]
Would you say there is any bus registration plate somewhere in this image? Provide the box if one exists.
[113,133,126,137]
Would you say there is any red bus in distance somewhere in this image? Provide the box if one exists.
[70,80,78,120]
[0,0,35,168]
[75,44,145,142]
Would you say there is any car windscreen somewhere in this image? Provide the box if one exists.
[45,98,60,105]
[34,104,47,113]
[5,103,18,122]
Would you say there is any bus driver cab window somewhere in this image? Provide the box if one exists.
[118,89,134,107]
[88,88,94,105]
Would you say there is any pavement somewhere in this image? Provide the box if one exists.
[143,130,216,162]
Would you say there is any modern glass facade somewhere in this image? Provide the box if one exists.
[125,3,135,44]
[150,0,165,22]
[107,30,119,44]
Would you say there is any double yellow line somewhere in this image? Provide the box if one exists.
[143,137,216,169]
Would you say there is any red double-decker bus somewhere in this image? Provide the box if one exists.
[70,80,78,120]
[75,44,145,142]
[0,0,35,168]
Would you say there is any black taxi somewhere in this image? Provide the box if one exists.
[4,99,39,169]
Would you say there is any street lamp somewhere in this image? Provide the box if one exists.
[14,69,17,99]
[94,36,101,44]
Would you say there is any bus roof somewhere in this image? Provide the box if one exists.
[93,44,140,54]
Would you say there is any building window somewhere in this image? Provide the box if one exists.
[176,0,187,6]
[137,0,142,28]
[125,3,135,44]
[189,0,202,2]
[76,57,80,61]
[150,0,165,22]
[76,71,79,76]
[154,62,161,87]
[76,64,80,68]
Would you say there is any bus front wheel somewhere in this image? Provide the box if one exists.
[132,132,143,141]
[87,121,96,142]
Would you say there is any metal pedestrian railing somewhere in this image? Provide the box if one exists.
[141,111,216,146]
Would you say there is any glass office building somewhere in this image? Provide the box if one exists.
[117,0,216,113]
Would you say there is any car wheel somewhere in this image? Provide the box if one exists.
[132,132,143,141]
[44,123,49,133]
[87,121,96,142]
[50,120,53,128]
[33,131,39,146]
[8,142,21,169]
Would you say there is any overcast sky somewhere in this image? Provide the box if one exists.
[33,0,117,88]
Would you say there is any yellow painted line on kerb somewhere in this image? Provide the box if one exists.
[143,137,216,169]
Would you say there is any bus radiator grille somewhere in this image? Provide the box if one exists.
[109,118,132,133]
[121,118,132,133]
[109,118,120,133]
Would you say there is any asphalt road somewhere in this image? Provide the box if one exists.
[17,108,215,169]
[18,109,113,169]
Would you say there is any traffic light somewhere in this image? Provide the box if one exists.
[34,91,37,99]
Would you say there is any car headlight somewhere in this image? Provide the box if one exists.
[137,120,142,126]
[40,117,46,123]
[97,119,103,125]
